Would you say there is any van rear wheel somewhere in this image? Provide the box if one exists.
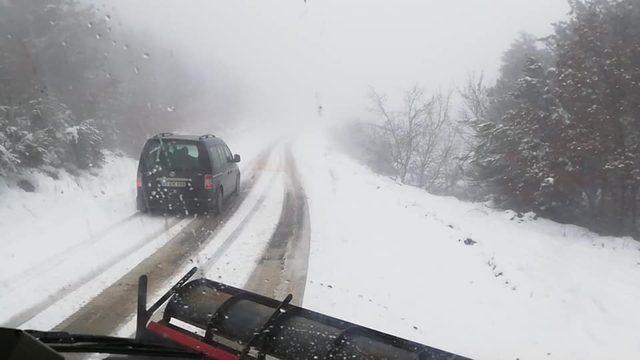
[213,187,223,215]
[233,175,240,196]
[137,196,149,213]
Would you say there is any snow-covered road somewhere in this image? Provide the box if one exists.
[1,127,639,360]
[0,129,290,332]
[54,145,281,335]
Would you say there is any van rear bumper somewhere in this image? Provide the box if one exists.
[137,189,215,213]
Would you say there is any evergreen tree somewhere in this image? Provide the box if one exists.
[552,0,640,233]
[469,0,640,236]
[470,35,554,209]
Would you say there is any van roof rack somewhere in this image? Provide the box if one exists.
[199,134,216,139]
[156,132,174,138]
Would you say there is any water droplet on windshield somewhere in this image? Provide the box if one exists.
[105,14,111,21]
[167,106,176,112]
[143,52,151,59]
[61,40,67,46]
[87,22,93,28]
[95,34,101,39]
[134,66,140,74]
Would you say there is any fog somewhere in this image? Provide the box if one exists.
[103,0,569,129]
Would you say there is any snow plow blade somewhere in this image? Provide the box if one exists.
[136,268,468,359]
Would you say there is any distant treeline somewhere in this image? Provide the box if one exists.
[0,0,199,176]
[348,0,640,238]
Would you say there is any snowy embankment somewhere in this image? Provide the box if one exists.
[294,129,640,360]
[0,153,190,327]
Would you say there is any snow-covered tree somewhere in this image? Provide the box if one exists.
[467,0,640,236]
[551,0,640,234]
[0,0,208,177]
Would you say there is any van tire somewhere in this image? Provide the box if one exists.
[137,196,149,213]
[214,187,223,215]
[233,175,240,196]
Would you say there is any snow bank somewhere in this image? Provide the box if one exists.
[294,129,640,360]
[0,152,139,281]
[0,153,187,326]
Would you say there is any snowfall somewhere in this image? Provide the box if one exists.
[1,126,640,360]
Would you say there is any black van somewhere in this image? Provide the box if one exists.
[136,133,241,214]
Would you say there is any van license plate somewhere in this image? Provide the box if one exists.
[164,181,186,188]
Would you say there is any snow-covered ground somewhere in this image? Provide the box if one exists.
[0,153,189,326]
[0,153,141,282]
[294,129,640,360]
[2,125,639,360]
[0,128,276,328]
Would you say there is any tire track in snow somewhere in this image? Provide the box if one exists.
[0,212,144,289]
[108,147,287,338]
[198,157,282,273]
[50,146,274,335]
[2,216,182,328]
[244,144,310,305]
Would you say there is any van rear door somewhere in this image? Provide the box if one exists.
[141,139,211,200]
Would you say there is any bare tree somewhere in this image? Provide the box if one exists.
[414,91,453,188]
[459,72,489,132]
[369,86,460,192]
[457,72,490,169]
[369,85,434,182]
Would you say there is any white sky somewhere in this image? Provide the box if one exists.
[103,0,570,126]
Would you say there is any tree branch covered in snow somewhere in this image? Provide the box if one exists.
[0,0,205,178]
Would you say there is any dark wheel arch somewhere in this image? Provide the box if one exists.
[213,186,224,215]
[233,174,240,196]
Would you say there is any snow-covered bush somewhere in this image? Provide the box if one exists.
[0,96,106,177]
[66,119,104,169]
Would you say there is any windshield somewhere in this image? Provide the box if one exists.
[1,1,639,359]
[143,140,201,172]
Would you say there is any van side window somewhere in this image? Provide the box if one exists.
[209,144,224,172]
[216,145,230,163]
[223,145,233,161]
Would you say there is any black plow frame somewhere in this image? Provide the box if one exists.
[135,267,469,360]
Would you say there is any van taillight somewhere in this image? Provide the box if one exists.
[204,174,214,190]
[136,173,142,188]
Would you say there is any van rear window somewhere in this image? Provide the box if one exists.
[143,139,202,171]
